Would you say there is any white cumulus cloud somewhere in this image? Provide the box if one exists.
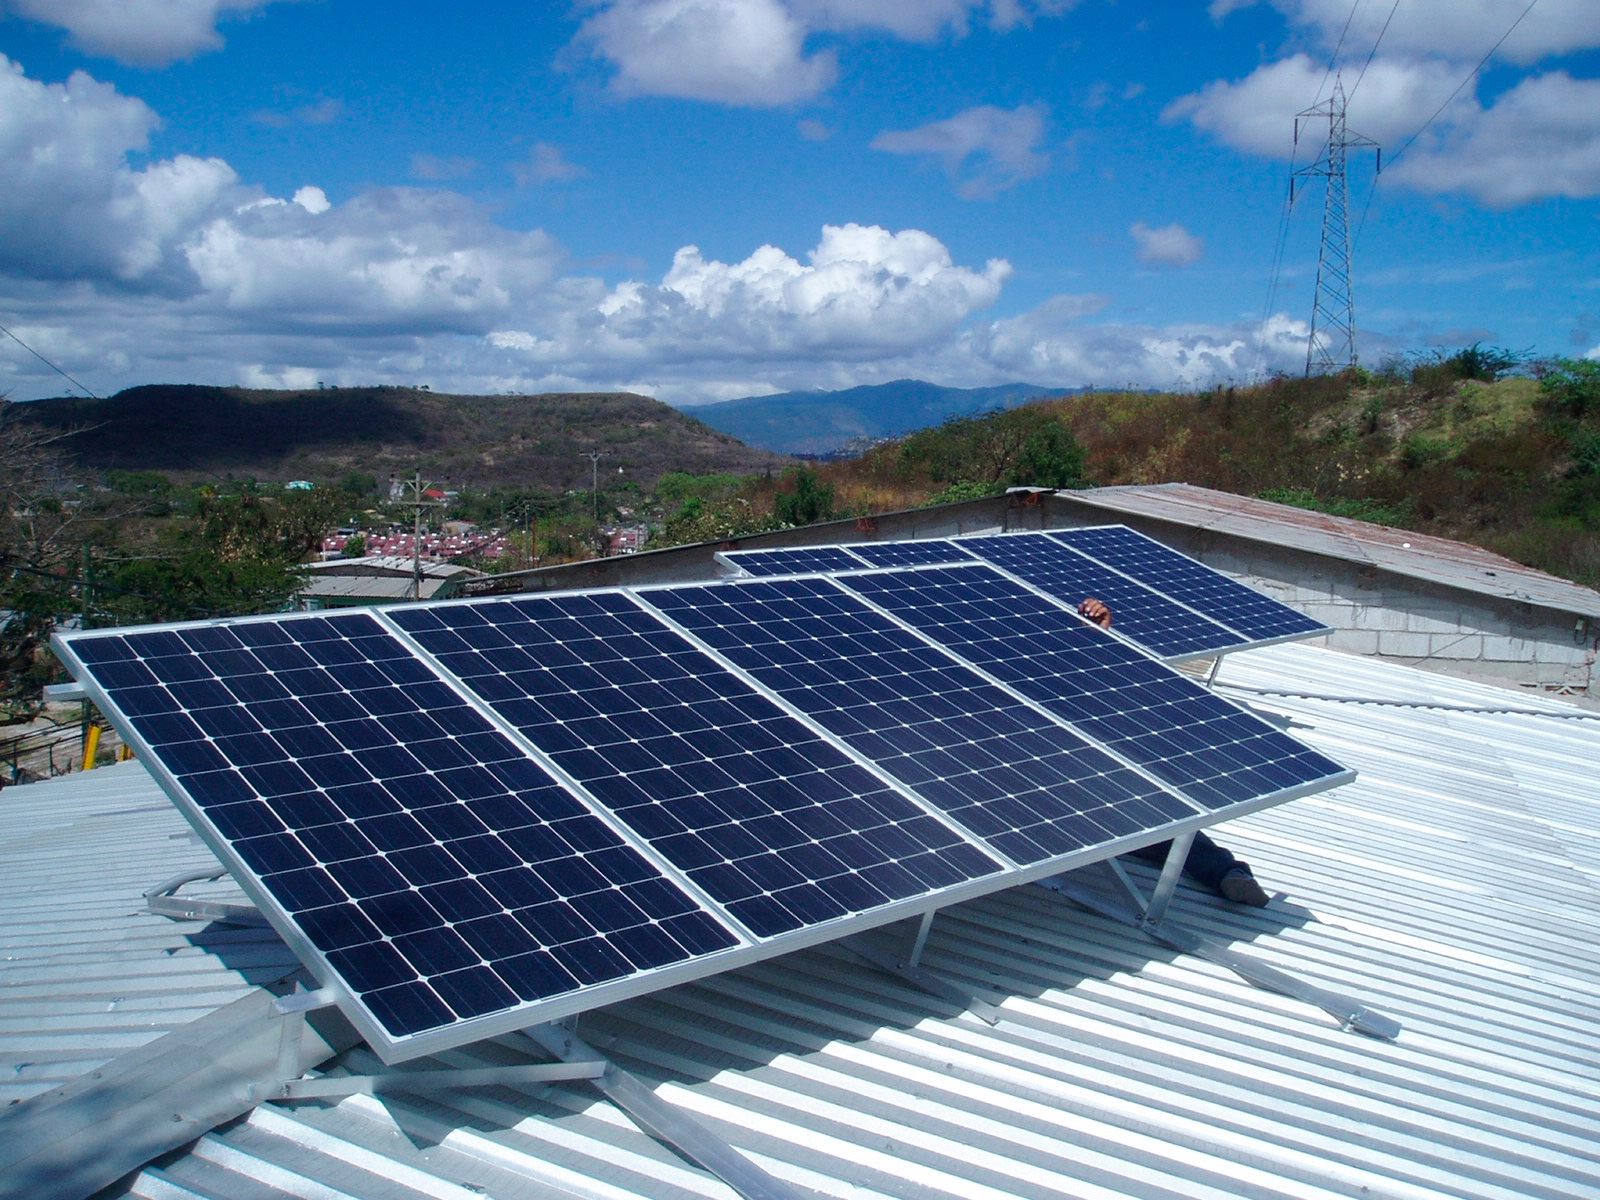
[486,223,1012,382]
[184,189,565,332]
[575,1,1078,108]
[790,0,1074,41]
[1385,72,1600,206]
[1166,54,1456,159]
[1171,51,1600,206]
[2,0,290,67]
[965,304,1311,389]
[578,0,837,107]
[871,104,1050,199]
[0,55,240,287]
[1131,221,1204,267]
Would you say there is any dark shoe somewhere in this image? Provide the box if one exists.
[1218,868,1269,907]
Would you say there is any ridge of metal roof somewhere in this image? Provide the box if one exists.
[1057,483,1600,620]
[303,556,480,578]
[5,643,1599,1198]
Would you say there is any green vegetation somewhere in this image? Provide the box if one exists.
[1256,488,1415,527]
[773,467,837,527]
[643,352,1600,589]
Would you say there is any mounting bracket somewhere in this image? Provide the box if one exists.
[843,911,1003,1025]
[523,1023,812,1200]
[1040,861,1401,1040]
[145,867,268,927]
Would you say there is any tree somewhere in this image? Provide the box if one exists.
[773,467,837,527]
[1007,420,1086,489]
[0,400,89,723]
[1539,357,1600,418]
[93,485,342,627]
[897,406,1085,490]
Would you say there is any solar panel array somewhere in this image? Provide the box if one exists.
[719,546,866,577]
[59,613,741,1040]
[957,533,1248,660]
[720,525,1330,660]
[387,593,1000,939]
[55,524,1349,1064]
[646,576,1195,865]
[840,567,1347,810]
[1050,526,1327,644]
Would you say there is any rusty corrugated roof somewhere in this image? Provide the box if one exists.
[1059,483,1600,618]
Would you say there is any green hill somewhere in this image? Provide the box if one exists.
[16,384,785,491]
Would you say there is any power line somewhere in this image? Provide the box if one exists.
[1387,0,1539,170]
[1345,0,1401,103]
[1353,0,1540,249]
[0,317,101,400]
[1316,0,1365,104]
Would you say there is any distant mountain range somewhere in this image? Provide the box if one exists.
[686,379,1079,456]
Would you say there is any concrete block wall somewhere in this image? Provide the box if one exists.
[1054,507,1599,701]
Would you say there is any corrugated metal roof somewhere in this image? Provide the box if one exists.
[0,763,302,1107]
[13,644,1594,1199]
[297,575,456,601]
[304,556,479,579]
[1058,483,1600,619]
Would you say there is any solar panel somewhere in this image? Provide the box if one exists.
[387,593,1003,940]
[1050,526,1328,645]
[958,533,1249,660]
[839,566,1352,811]
[643,577,1201,866]
[54,612,740,1057]
[847,539,979,568]
[719,546,867,577]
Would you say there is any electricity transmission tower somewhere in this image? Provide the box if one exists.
[1292,75,1379,375]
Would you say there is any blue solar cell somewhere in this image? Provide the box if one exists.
[721,546,867,577]
[847,540,978,568]
[644,577,1200,866]
[840,567,1349,810]
[390,593,1003,938]
[59,612,736,1046]
[1051,526,1328,643]
[959,533,1248,660]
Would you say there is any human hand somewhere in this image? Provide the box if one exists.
[1078,597,1112,629]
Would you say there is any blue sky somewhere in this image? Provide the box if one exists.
[1,0,1597,405]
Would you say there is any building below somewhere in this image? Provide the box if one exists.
[1051,483,1600,702]
[296,554,483,608]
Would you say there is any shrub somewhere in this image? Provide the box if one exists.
[1399,433,1457,470]
[1538,357,1600,418]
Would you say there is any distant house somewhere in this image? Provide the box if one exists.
[607,524,649,555]
[295,554,483,608]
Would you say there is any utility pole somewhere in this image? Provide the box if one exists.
[399,472,443,601]
[1292,75,1379,375]
[581,450,606,528]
